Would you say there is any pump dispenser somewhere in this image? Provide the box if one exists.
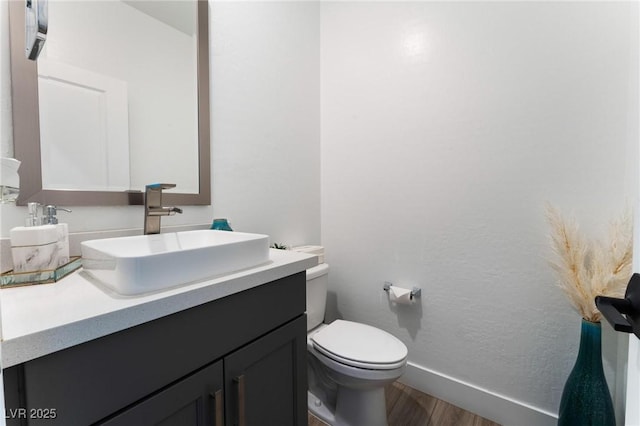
[9,203,67,273]
[42,205,71,265]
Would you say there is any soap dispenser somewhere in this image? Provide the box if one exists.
[42,205,71,266]
[10,203,61,273]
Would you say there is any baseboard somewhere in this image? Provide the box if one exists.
[398,361,557,426]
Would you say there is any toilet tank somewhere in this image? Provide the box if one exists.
[306,263,329,331]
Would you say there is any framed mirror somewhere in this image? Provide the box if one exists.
[8,0,210,206]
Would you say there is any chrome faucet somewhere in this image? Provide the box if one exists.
[144,183,183,235]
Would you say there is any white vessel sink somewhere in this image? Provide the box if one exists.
[81,230,270,295]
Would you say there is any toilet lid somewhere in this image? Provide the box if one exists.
[311,320,408,370]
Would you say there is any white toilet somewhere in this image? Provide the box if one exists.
[303,251,408,426]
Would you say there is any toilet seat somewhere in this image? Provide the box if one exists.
[311,320,407,370]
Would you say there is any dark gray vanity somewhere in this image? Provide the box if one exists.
[3,272,308,425]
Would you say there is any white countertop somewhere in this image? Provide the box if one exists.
[0,249,317,368]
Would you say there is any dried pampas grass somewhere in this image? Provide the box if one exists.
[546,204,633,322]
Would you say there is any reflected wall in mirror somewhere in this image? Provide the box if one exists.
[9,0,210,206]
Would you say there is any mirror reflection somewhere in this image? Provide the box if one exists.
[38,0,199,194]
[9,0,210,206]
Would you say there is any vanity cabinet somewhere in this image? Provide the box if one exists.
[3,272,308,426]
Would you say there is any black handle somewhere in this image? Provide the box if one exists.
[595,273,640,339]
[595,296,633,332]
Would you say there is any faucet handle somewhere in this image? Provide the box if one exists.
[143,184,181,235]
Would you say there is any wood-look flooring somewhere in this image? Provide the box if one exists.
[308,382,500,426]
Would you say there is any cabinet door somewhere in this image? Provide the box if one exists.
[225,316,307,426]
[99,360,224,426]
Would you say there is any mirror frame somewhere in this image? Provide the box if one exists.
[8,0,211,206]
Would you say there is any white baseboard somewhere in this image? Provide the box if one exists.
[398,361,557,426]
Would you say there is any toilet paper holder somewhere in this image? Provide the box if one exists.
[383,282,421,300]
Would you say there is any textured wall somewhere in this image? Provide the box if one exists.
[210,1,321,245]
[320,2,638,423]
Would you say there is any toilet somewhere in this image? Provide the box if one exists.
[300,247,408,426]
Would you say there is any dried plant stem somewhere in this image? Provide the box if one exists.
[546,204,633,322]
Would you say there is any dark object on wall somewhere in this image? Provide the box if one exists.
[596,272,640,339]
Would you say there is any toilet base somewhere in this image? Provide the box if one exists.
[308,386,388,426]
[308,390,336,425]
[335,386,388,426]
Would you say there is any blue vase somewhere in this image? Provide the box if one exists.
[558,319,615,426]
[210,218,233,231]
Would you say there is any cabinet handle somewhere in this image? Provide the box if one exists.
[233,375,246,426]
[209,389,223,426]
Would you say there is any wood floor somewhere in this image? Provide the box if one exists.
[308,382,500,426]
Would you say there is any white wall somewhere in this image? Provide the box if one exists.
[320,2,638,424]
[628,199,640,425]
[210,1,321,245]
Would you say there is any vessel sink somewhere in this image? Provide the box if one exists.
[81,230,270,295]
